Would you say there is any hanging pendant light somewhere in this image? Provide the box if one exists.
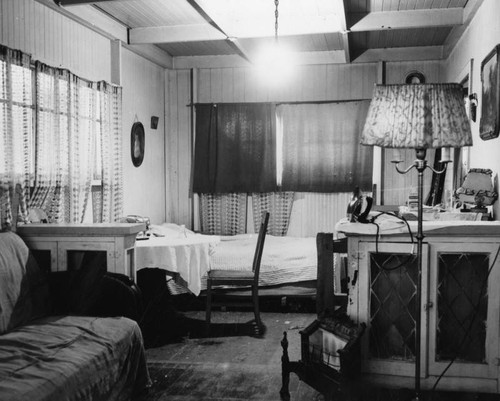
[254,0,295,86]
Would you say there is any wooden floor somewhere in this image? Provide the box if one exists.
[135,307,500,401]
[137,310,321,401]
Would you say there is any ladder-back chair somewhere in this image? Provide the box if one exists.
[205,212,270,333]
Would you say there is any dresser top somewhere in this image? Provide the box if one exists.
[17,223,146,237]
[337,219,500,238]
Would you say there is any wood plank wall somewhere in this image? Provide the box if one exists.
[0,0,111,82]
[122,48,166,223]
[166,69,192,225]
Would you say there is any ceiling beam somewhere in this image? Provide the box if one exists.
[55,0,134,5]
[350,8,464,32]
[129,15,341,44]
[173,50,346,69]
[174,55,251,69]
[129,24,226,44]
[186,0,251,62]
[334,0,350,63]
[353,46,443,63]
[36,0,128,42]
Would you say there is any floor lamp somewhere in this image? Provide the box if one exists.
[360,83,473,400]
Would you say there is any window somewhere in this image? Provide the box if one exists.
[193,101,373,194]
[0,44,122,229]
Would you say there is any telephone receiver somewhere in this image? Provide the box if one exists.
[351,196,373,223]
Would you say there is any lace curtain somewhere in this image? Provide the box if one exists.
[30,64,95,223]
[96,82,123,223]
[0,44,123,230]
[199,193,247,235]
[252,192,294,236]
[0,46,32,230]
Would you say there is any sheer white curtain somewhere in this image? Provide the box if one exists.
[30,64,124,224]
[0,46,32,230]
[98,82,123,223]
[0,45,123,230]
[30,63,95,223]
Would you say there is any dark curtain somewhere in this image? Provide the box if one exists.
[279,101,373,192]
[193,103,277,193]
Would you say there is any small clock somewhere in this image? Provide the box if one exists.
[405,71,425,84]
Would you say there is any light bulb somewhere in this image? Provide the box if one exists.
[253,42,295,86]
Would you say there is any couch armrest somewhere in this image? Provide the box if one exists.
[48,269,143,322]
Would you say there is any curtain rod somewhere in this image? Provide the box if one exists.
[186,98,370,107]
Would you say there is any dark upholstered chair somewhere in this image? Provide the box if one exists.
[205,212,270,333]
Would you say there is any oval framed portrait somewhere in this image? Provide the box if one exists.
[405,71,426,84]
[131,122,145,167]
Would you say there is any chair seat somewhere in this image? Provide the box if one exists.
[208,269,255,281]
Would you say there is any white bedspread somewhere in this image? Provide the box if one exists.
[209,234,317,287]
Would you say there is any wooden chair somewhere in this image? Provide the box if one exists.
[205,211,270,333]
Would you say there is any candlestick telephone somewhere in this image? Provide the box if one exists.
[347,187,373,223]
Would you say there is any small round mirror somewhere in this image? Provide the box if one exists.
[131,122,145,167]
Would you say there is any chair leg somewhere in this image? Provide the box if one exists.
[252,284,262,331]
[206,279,212,330]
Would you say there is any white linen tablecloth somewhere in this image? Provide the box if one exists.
[135,234,220,296]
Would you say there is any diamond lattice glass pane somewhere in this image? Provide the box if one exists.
[437,253,488,363]
[369,253,417,360]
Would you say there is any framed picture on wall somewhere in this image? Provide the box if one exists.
[131,121,145,167]
[480,44,500,140]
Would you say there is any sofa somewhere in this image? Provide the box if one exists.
[0,231,150,401]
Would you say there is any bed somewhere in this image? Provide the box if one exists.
[208,233,317,293]
[136,223,333,298]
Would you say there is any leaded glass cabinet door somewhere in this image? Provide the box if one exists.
[358,241,429,377]
[428,242,500,379]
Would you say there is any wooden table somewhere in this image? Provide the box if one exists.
[135,234,220,296]
[17,223,145,278]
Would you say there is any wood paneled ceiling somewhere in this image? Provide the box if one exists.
[44,0,483,68]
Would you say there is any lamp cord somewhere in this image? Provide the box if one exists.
[370,211,416,271]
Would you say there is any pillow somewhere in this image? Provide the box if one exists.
[150,223,194,238]
[220,233,256,241]
[0,232,50,333]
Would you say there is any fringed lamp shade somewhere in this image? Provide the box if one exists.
[361,83,473,149]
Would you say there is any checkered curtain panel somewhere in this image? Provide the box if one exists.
[0,46,32,230]
[30,64,94,223]
[95,82,123,223]
[252,192,294,236]
[0,44,123,229]
[200,193,248,235]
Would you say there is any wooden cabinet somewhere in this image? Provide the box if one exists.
[342,222,500,393]
[17,223,145,278]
